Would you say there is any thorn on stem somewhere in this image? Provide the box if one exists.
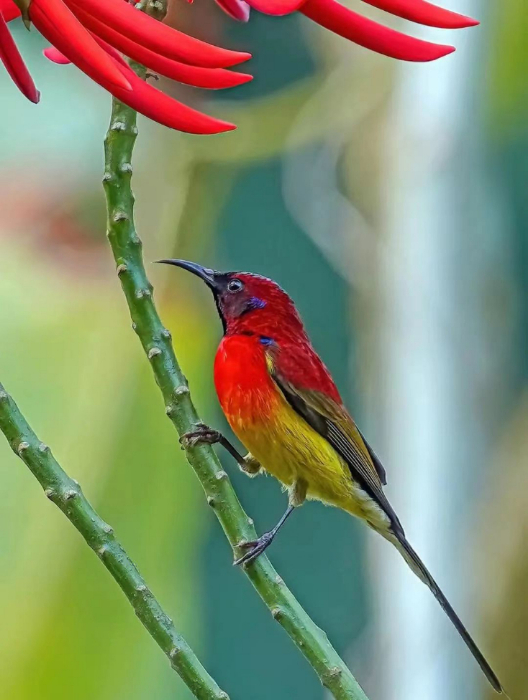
[136,289,152,299]
[327,667,343,679]
[110,121,126,132]
[271,607,283,620]
[17,441,29,455]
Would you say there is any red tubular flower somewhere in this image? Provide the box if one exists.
[362,0,478,29]
[70,5,252,89]
[301,0,454,61]
[0,11,39,102]
[215,0,251,22]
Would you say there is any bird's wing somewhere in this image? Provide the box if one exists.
[270,360,402,533]
[357,428,387,485]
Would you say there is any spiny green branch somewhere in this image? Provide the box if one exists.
[0,383,229,699]
[102,65,369,700]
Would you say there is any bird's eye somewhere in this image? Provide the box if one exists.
[227,279,244,293]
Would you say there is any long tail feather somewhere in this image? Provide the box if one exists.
[392,533,504,694]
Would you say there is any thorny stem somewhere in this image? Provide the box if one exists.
[0,383,229,700]
[102,25,369,700]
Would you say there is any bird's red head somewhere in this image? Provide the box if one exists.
[158,259,308,342]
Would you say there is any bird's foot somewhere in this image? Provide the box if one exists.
[180,422,221,448]
[234,531,275,567]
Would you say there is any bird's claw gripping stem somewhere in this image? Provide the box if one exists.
[234,532,275,567]
[181,423,261,475]
[180,423,222,448]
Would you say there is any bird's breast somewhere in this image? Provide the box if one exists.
[214,335,280,431]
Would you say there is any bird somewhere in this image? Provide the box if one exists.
[158,258,504,695]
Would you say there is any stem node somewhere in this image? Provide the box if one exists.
[17,441,29,455]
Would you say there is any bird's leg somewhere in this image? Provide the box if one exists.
[180,422,261,476]
[234,479,307,567]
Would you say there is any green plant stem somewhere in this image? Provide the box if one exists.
[0,383,229,700]
[103,82,369,700]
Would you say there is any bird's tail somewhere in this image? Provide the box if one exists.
[387,530,504,694]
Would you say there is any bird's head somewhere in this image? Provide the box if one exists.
[158,259,307,340]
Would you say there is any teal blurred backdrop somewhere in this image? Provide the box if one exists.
[1,1,527,699]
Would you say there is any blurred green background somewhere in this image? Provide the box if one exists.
[0,1,526,699]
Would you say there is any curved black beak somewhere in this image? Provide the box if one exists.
[156,259,220,292]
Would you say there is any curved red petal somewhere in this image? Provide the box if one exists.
[301,0,455,61]
[215,0,251,22]
[30,0,132,91]
[362,0,478,29]
[43,46,71,64]
[73,6,252,89]
[64,0,251,69]
[105,58,237,134]
[0,0,21,22]
[0,12,39,102]
[245,0,304,15]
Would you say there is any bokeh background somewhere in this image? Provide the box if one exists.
[1,1,526,698]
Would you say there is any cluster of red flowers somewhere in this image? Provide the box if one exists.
[219,0,477,60]
[0,0,477,135]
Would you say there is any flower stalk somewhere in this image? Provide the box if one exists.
[103,51,370,700]
[0,383,229,700]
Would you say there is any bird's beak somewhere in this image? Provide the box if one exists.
[156,259,221,292]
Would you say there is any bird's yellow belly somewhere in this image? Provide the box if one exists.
[227,391,358,513]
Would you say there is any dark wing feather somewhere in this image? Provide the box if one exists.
[271,370,403,535]
[357,428,387,485]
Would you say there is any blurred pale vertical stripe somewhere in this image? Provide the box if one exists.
[374,1,485,699]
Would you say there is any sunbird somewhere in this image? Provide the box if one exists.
[159,259,504,695]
